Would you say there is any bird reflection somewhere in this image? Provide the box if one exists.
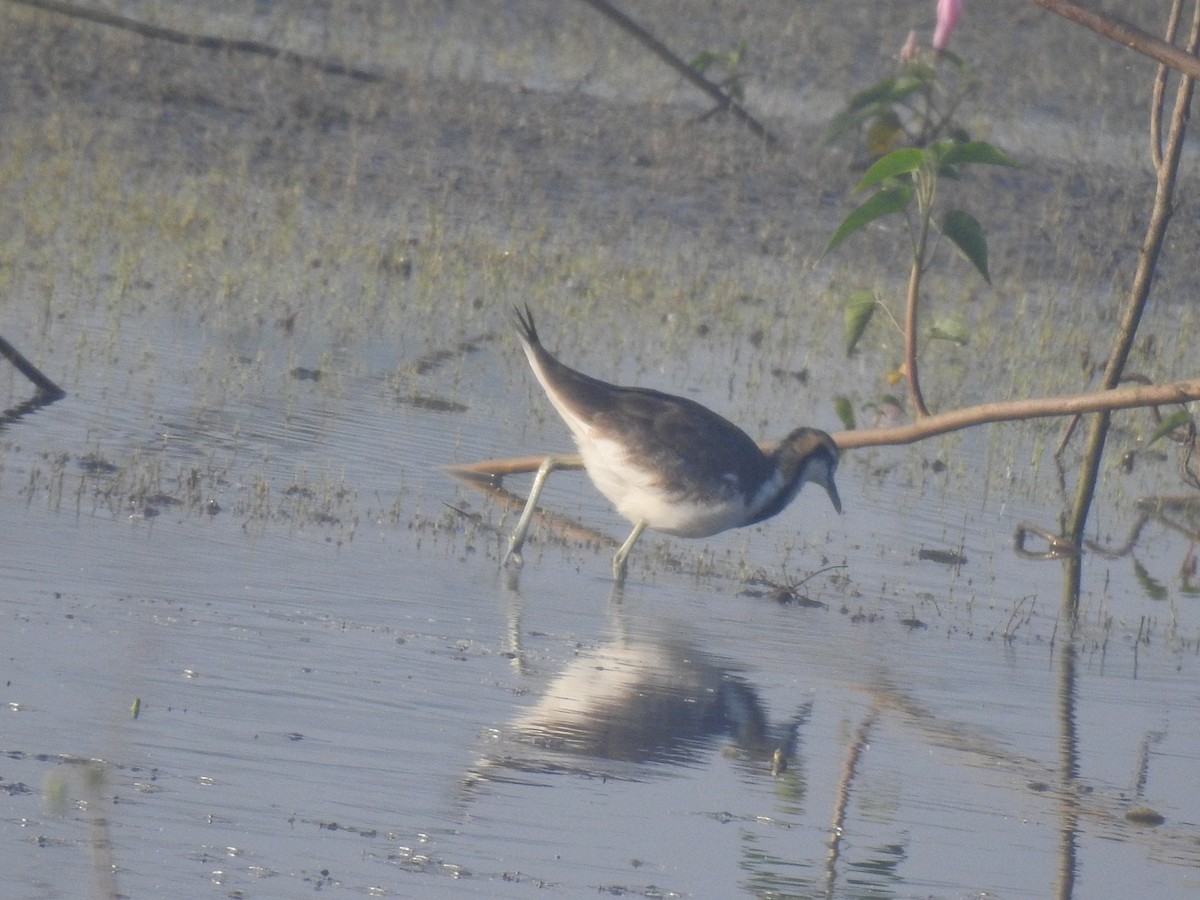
[464,584,810,791]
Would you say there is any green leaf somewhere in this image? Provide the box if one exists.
[828,73,934,139]
[895,66,936,91]
[941,209,990,284]
[1132,557,1169,601]
[824,106,872,145]
[729,39,747,67]
[928,318,970,345]
[690,49,718,75]
[856,148,925,191]
[834,396,856,431]
[844,77,902,113]
[843,291,876,355]
[824,103,892,145]
[824,185,913,256]
[936,140,1020,171]
[1148,409,1194,445]
[692,41,748,77]
[864,112,904,158]
[825,69,937,146]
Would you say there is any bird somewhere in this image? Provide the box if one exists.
[504,305,841,580]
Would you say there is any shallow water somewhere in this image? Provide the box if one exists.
[2,2,1199,899]
[4,296,1197,899]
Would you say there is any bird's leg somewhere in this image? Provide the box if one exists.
[504,455,567,568]
[612,520,647,582]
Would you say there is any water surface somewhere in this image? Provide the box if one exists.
[1,2,1198,898]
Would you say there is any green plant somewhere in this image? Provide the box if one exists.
[690,40,748,103]
[825,139,1019,416]
[824,50,976,157]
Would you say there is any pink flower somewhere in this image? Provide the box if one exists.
[932,0,962,51]
[899,30,920,64]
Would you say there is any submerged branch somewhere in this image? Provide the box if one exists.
[447,378,1200,478]
[0,336,65,400]
[0,335,66,426]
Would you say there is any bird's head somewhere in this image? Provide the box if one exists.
[777,427,841,513]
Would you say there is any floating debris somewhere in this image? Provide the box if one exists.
[918,547,967,566]
[1124,806,1166,827]
[291,366,323,382]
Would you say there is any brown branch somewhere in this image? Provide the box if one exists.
[1151,0,1187,169]
[1061,0,1200,582]
[1027,0,1200,80]
[447,378,1200,478]
[835,379,1200,450]
[576,0,779,146]
[7,0,386,82]
[448,453,578,480]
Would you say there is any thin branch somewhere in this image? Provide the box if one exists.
[1027,0,1200,80]
[1151,0,1186,169]
[835,379,1200,449]
[1058,0,1200,613]
[1062,0,1200,554]
[575,0,779,146]
[447,378,1200,478]
[448,453,576,481]
[7,0,386,82]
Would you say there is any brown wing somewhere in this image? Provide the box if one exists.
[591,387,770,501]
[513,305,771,500]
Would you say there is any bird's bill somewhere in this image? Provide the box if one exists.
[825,479,842,514]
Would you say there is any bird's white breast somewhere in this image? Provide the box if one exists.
[579,437,750,538]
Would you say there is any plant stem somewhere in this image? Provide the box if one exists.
[905,164,937,418]
[904,235,930,418]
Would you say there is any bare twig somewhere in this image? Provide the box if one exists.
[1028,0,1200,80]
[7,0,386,82]
[1061,0,1200,610]
[1056,373,1161,457]
[1151,0,1187,168]
[576,0,779,146]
